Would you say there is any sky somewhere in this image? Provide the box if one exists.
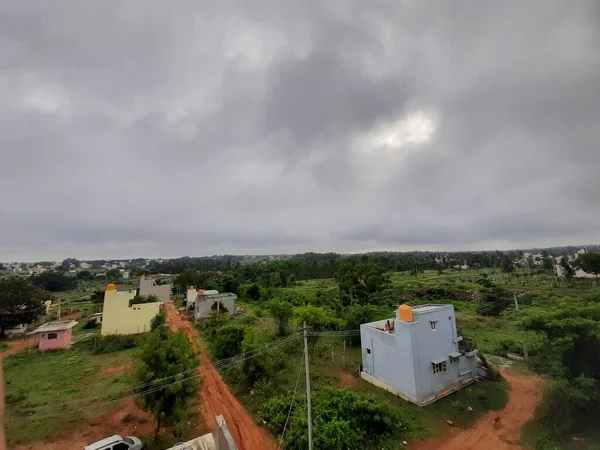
[1,1,600,261]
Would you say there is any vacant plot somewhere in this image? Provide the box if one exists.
[4,342,139,446]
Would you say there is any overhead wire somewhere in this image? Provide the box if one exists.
[278,355,304,449]
[8,332,304,416]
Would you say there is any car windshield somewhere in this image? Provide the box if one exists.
[123,437,135,445]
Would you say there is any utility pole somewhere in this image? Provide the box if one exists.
[303,322,313,450]
[513,294,528,359]
[0,354,6,450]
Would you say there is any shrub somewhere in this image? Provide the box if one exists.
[262,388,409,450]
[210,324,245,360]
[150,311,167,330]
[92,335,138,354]
[82,319,99,330]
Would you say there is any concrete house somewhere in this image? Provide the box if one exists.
[360,304,478,406]
[101,284,162,336]
[139,275,172,302]
[194,290,237,320]
[28,320,78,351]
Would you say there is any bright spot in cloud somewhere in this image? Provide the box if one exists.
[370,110,437,150]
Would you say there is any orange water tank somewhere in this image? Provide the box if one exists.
[398,304,414,322]
[106,283,116,291]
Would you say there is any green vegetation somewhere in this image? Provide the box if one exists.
[4,343,136,445]
[0,277,46,336]
[521,295,600,448]
[135,324,200,438]
[263,388,408,450]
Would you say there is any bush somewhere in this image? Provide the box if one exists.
[262,388,409,450]
[82,319,99,330]
[492,338,523,356]
[210,325,245,360]
[92,335,138,354]
[150,311,167,330]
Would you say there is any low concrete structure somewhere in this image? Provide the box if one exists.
[194,291,237,320]
[139,275,171,302]
[89,312,103,325]
[360,304,478,406]
[101,284,162,336]
[166,415,237,450]
[28,320,78,351]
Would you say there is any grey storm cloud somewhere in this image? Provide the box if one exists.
[1,0,599,260]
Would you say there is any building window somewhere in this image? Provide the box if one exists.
[430,320,438,330]
[366,348,371,355]
[47,333,58,340]
[432,361,447,374]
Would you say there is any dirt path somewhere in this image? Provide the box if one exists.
[11,398,155,450]
[411,370,541,450]
[166,303,276,450]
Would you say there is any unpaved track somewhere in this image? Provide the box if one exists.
[166,303,276,450]
[411,371,541,450]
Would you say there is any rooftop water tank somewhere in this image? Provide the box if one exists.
[398,304,414,322]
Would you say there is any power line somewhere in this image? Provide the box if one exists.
[8,333,304,416]
[278,355,304,449]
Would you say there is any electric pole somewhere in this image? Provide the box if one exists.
[303,322,313,450]
[513,294,528,359]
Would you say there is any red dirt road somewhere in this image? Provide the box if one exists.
[166,303,276,450]
[411,371,541,450]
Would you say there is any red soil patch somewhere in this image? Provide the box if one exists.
[410,371,541,450]
[11,398,154,450]
[0,337,36,358]
[338,371,360,388]
[166,303,277,450]
[100,364,132,377]
[61,311,82,320]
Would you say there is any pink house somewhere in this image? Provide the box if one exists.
[28,320,78,351]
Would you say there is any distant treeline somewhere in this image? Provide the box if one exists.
[148,250,548,284]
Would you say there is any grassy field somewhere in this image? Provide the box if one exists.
[3,342,136,445]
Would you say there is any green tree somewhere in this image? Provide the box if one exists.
[211,324,245,359]
[105,269,121,281]
[0,277,46,336]
[288,274,297,286]
[501,256,515,273]
[574,252,600,280]
[31,271,76,292]
[522,298,600,437]
[269,271,283,288]
[343,304,375,344]
[150,310,167,330]
[247,283,261,301]
[559,256,575,280]
[476,284,511,316]
[76,270,94,280]
[239,328,285,388]
[136,325,200,438]
[292,305,329,331]
[334,261,390,306]
[267,299,294,336]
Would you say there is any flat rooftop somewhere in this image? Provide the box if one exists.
[411,304,449,314]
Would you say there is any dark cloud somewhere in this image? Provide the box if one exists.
[0,0,599,260]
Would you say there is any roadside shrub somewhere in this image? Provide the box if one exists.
[92,335,138,354]
[150,311,167,330]
[82,319,99,330]
[210,324,245,360]
[492,338,522,356]
[263,387,409,450]
[479,353,501,381]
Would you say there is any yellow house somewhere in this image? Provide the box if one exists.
[101,283,163,336]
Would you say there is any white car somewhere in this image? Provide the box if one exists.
[84,435,143,450]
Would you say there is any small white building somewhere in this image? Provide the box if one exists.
[194,290,237,320]
[361,304,478,406]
